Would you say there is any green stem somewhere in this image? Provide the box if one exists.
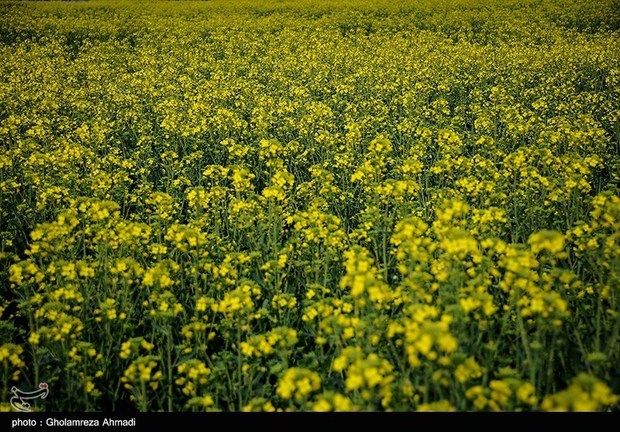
[515,297,536,384]
[236,323,243,410]
[167,328,173,412]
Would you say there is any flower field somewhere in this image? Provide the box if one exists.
[1,0,619,412]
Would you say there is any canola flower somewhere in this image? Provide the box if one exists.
[0,0,619,412]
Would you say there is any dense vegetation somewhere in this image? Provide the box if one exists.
[1,0,619,411]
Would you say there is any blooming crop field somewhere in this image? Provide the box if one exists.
[1,0,619,412]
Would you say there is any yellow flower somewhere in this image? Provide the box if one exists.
[529,230,565,255]
[276,368,321,402]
